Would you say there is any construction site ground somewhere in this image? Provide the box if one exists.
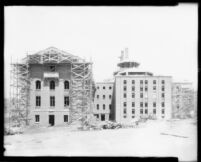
[4,119,197,161]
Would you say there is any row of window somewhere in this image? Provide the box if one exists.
[35,115,68,122]
[123,102,165,107]
[96,104,112,110]
[123,93,165,98]
[123,86,165,91]
[96,92,165,99]
[123,109,165,114]
[97,86,112,90]
[123,80,165,84]
[96,95,112,99]
[36,80,70,90]
[36,96,69,107]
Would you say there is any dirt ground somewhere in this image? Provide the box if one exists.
[4,119,197,161]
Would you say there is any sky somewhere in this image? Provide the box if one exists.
[4,4,198,98]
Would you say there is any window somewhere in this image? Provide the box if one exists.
[103,95,105,99]
[97,95,99,99]
[140,109,143,114]
[49,65,56,72]
[162,80,165,84]
[145,80,148,84]
[97,86,99,89]
[145,109,148,114]
[103,104,105,110]
[153,102,156,107]
[123,115,127,118]
[132,80,135,84]
[162,109,165,114]
[124,80,127,84]
[35,115,40,122]
[132,93,135,98]
[153,109,156,114]
[109,86,112,89]
[140,102,143,107]
[123,86,127,91]
[109,104,112,110]
[64,81,69,90]
[162,86,165,91]
[140,87,143,91]
[145,102,148,107]
[145,86,148,91]
[50,80,55,90]
[140,80,143,84]
[123,102,127,107]
[103,86,105,89]
[132,86,135,91]
[64,115,68,122]
[161,93,165,98]
[36,96,41,107]
[140,93,143,98]
[109,95,112,99]
[132,109,135,114]
[153,80,156,84]
[97,104,99,110]
[124,93,127,98]
[50,96,55,107]
[64,96,69,106]
[162,102,165,107]
[153,86,156,90]
[36,80,41,90]
[132,102,135,107]
[132,116,135,118]
[123,108,127,114]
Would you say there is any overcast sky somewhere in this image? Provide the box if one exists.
[4,4,198,98]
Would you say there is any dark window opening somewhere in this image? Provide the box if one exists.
[103,104,105,110]
[64,81,69,90]
[64,96,69,106]
[64,115,68,122]
[35,115,40,122]
[36,80,41,90]
[50,96,55,107]
[145,109,148,114]
[50,80,55,90]
[36,96,41,106]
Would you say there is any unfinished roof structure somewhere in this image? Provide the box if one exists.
[10,47,94,127]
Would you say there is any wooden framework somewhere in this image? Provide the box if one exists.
[10,58,30,127]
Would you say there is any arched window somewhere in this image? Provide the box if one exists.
[50,80,55,90]
[64,80,69,90]
[36,80,41,90]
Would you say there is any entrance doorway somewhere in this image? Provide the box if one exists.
[101,114,105,121]
[49,115,55,126]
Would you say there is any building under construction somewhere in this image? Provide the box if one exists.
[10,47,94,127]
[172,82,196,118]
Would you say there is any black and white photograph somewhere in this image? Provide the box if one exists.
[3,4,198,161]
